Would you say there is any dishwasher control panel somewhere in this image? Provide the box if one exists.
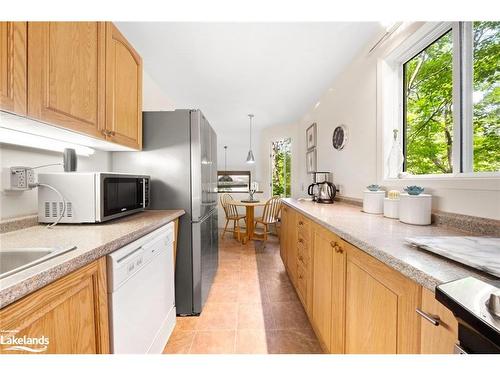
[106,222,174,292]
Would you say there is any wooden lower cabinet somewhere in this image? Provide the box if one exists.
[419,287,458,354]
[285,209,297,285]
[311,226,334,352]
[0,258,109,354]
[311,225,346,353]
[279,204,459,354]
[279,206,289,266]
[345,245,421,353]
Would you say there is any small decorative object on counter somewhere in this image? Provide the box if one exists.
[366,184,381,191]
[386,129,404,179]
[387,190,400,200]
[404,185,425,196]
[384,198,400,219]
[363,189,386,214]
[399,193,432,225]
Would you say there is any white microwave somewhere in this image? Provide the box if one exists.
[38,172,150,223]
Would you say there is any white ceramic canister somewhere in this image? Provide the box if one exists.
[383,198,400,219]
[363,190,386,214]
[399,193,432,225]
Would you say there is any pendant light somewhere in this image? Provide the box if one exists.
[246,114,255,164]
[218,145,233,182]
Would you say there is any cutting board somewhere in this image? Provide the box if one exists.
[405,236,500,277]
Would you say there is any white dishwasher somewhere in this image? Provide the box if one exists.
[107,222,176,354]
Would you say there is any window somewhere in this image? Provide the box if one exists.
[217,171,251,193]
[271,138,291,197]
[400,22,500,176]
[472,22,500,172]
[403,30,454,174]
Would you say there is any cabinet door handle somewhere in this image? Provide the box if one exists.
[298,255,303,261]
[298,221,304,226]
[298,238,304,243]
[416,308,440,326]
[335,245,344,254]
[330,241,337,248]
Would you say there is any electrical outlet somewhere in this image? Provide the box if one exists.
[26,168,35,186]
[6,167,35,190]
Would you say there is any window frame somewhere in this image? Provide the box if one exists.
[401,26,455,174]
[380,21,500,182]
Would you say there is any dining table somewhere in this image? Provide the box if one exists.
[230,199,266,242]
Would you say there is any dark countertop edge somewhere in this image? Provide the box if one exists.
[0,210,184,309]
[281,199,482,291]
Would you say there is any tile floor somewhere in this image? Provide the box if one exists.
[163,234,323,354]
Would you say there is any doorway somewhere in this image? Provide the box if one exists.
[271,138,292,197]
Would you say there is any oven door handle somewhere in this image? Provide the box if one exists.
[416,308,441,326]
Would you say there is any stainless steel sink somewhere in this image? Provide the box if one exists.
[0,246,76,279]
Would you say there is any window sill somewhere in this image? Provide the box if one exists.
[382,174,500,191]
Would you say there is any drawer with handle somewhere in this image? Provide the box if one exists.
[297,240,310,267]
[297,215,310,238]
[418,287,458,354]
[296,262,308,301]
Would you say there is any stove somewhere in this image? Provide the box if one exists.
[436,277,500,353]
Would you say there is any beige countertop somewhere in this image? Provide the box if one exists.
[0,210,184,308]
[282,198,499,290]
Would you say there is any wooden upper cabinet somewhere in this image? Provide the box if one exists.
[419,287,458,354]
[345,245,421,354]
[27,22,106,138]
[0,22,27,115]
[105,22,142,149]
[0,258,109,354]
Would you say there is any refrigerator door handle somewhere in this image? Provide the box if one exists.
[192,206,218,224]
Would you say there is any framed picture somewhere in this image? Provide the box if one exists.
[306,123,317,150]
[306,149,317,173]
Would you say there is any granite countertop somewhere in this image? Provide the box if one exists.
[0,210,184,308]
[282,198,499,291]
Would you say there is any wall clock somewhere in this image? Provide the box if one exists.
[332,125,348,150]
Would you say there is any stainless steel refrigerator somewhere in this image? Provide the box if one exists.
[112,110,218,315]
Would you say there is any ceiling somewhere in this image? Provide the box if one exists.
[116,22,382,137]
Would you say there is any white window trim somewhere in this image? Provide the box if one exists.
[377,22,500,191]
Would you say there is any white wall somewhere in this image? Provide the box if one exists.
[261,23,500,220]
[0,144,111,219]
[142,71,176,111]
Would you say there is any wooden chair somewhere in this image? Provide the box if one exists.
[220,193,246,241]
[254,196,282,241]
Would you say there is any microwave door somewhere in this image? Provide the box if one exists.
[101,175,145,221]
